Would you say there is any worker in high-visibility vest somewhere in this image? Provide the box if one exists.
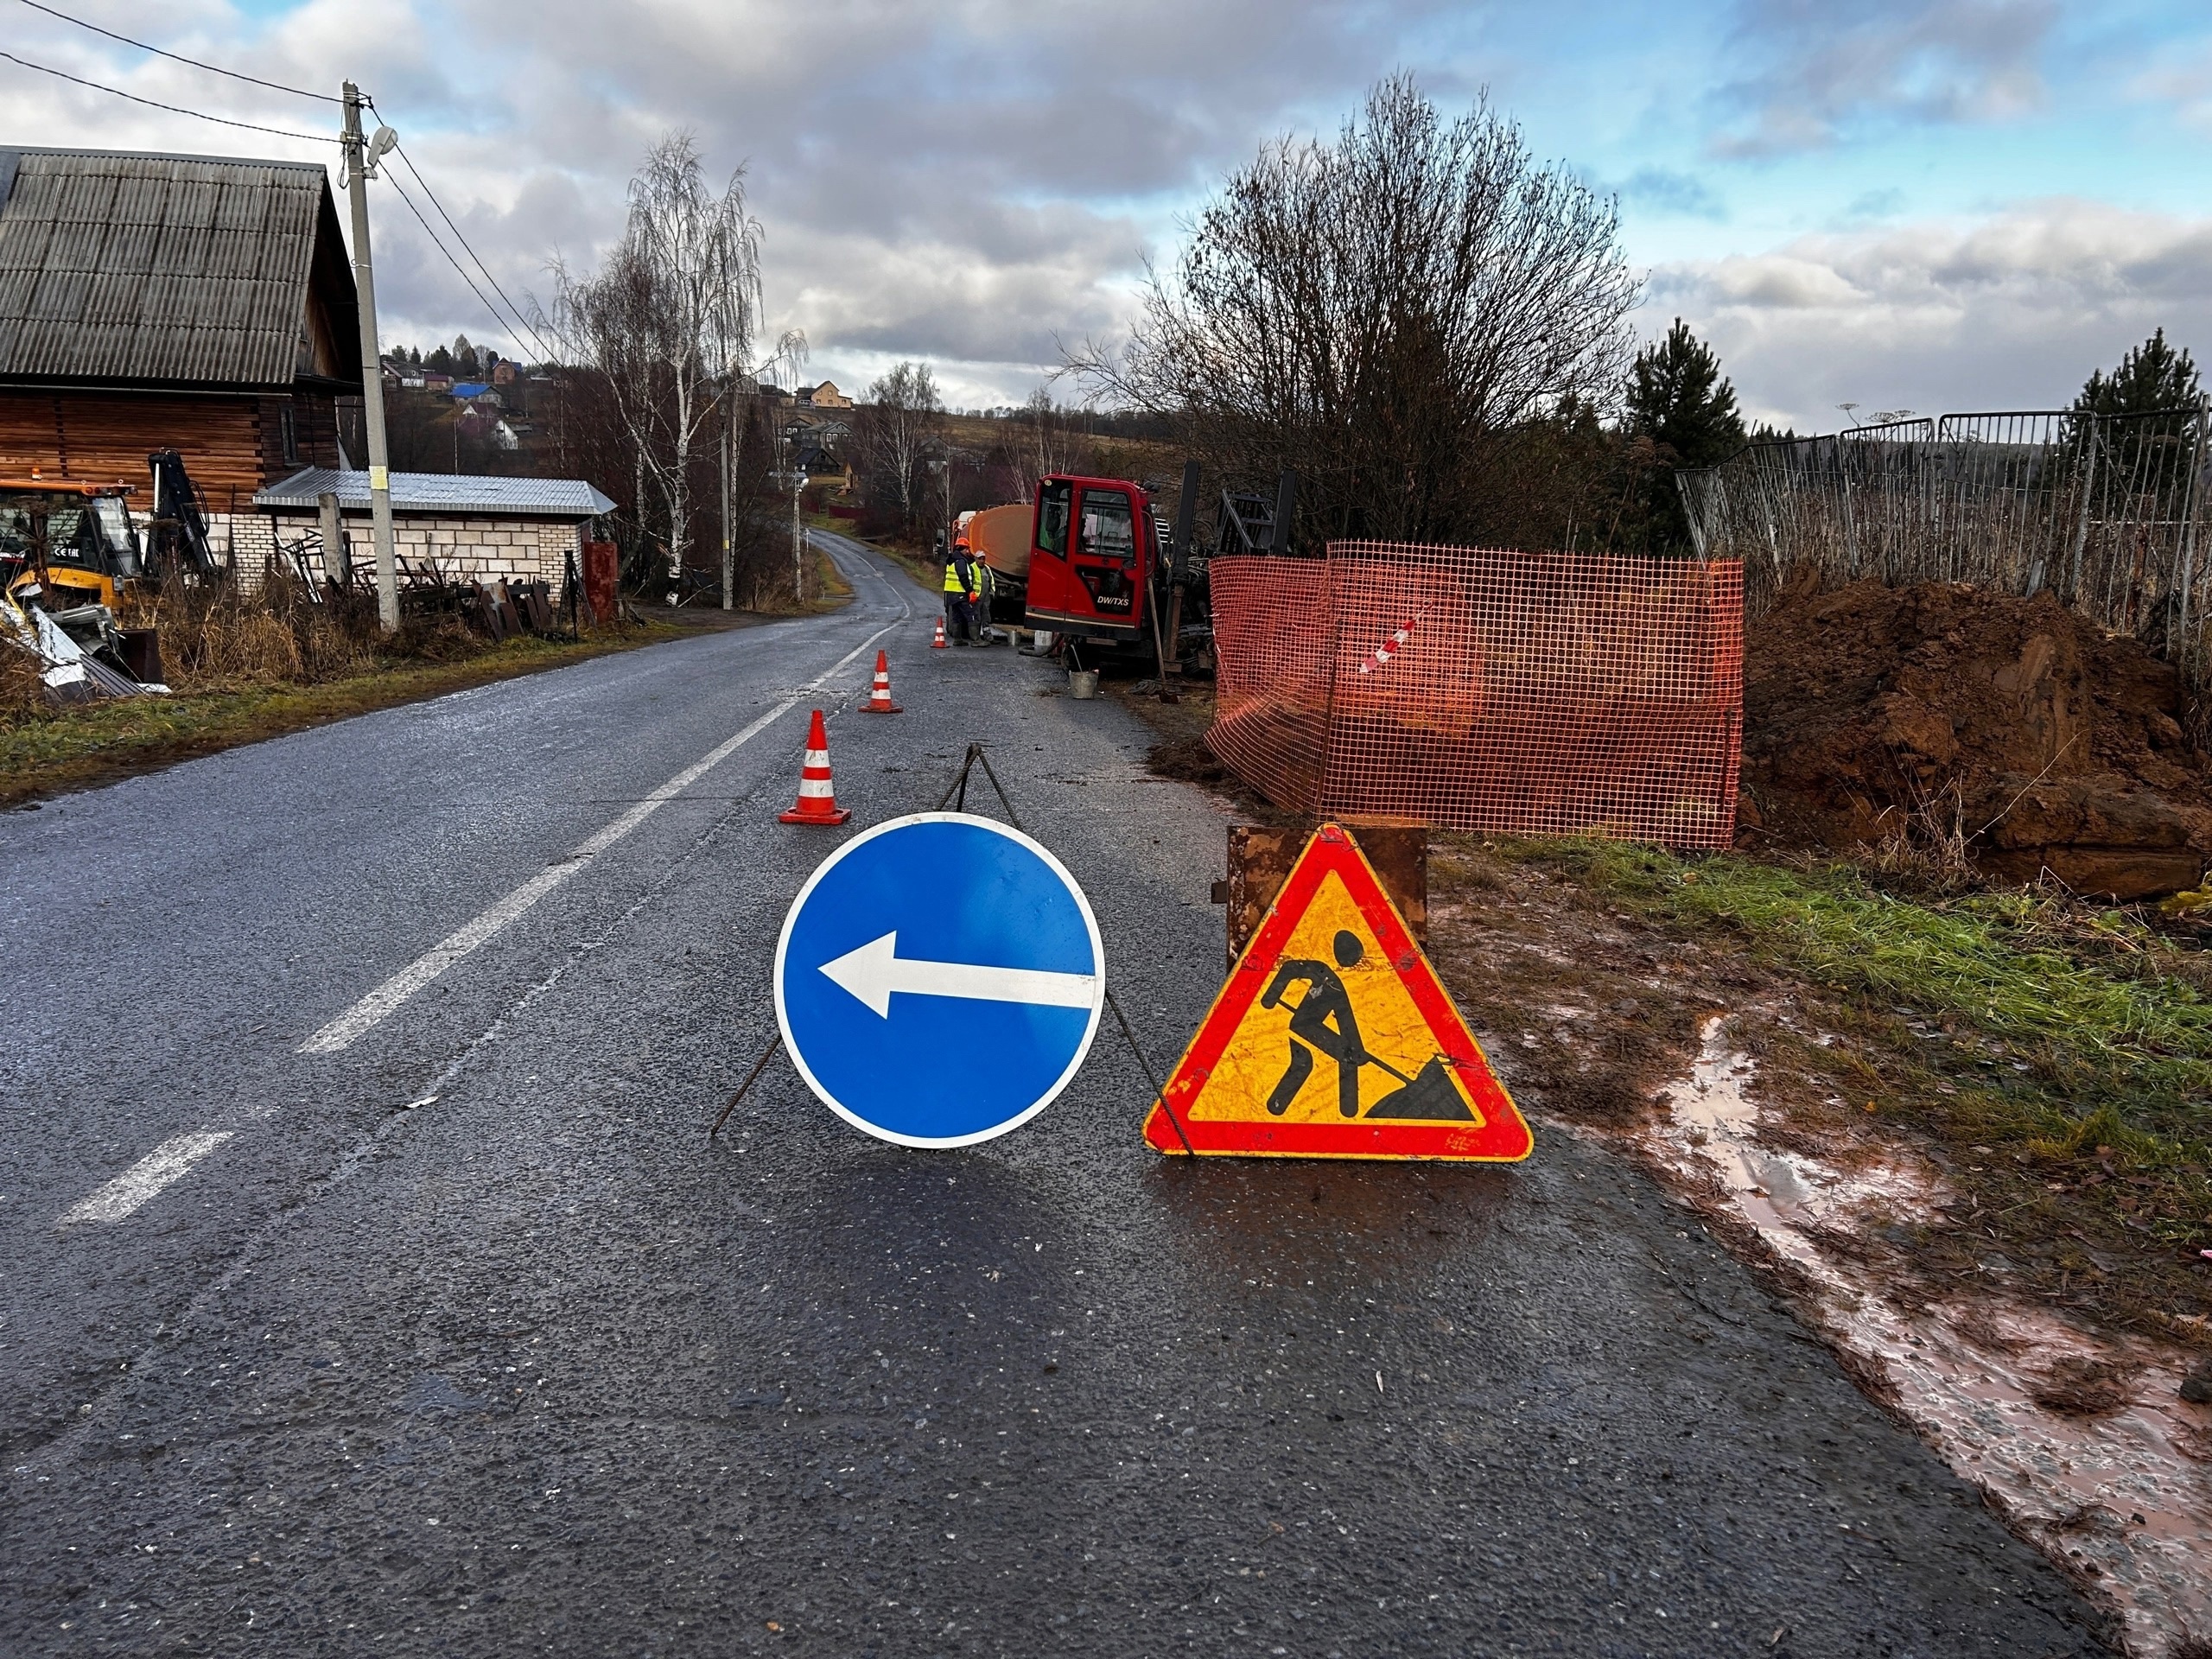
[969,556,994,643]
[960,530,992,644]
[942,540,981,645]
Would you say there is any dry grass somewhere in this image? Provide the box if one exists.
[118,566,385,691]
[5,566,685,807]
[0,639,48,721]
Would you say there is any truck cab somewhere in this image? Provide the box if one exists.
[1023,474,1156,645]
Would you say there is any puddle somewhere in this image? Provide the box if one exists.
[1648,1016,2212,1656]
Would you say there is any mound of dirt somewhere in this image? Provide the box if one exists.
[1738,576,2212,898]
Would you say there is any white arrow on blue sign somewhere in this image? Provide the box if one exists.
[773,812,1106,1147]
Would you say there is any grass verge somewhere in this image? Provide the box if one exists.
[1,626,680,810]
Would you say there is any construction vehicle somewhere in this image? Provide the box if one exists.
[0,450,219,611]
[0,449,218,697]
[0,477,145,611]
[1023,474,1157,648]
[144,448,220,578]
[964,503,1033,624]
[1016,462,1291,677]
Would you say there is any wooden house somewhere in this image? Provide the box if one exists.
[0,145,362,529]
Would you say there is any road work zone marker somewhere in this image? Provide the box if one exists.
[779,709,852,825]
[1144,823,1529,1160]
[861,650,902,713]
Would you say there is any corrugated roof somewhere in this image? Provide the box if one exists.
[255,467,616,519]
[0,146,359,389]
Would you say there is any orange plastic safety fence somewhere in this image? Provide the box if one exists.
[1207,542,1744,849]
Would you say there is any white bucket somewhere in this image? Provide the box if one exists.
[1067,669,1100,700]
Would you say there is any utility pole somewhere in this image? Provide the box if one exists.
[720,404,734,611]
[340,83,399,633]
[791,467,804,604]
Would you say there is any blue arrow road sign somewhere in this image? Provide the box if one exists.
[774,812,1106,1147]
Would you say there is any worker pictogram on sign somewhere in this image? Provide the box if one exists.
[1145,823,1530,1160]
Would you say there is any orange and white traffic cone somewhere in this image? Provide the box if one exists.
[861,649,902,714]
[779,709,851,825]
[931,615,948,649]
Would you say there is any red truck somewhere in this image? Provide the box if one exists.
[1020,474,1161,648]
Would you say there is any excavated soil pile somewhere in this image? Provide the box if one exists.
[1739,575,2212,898]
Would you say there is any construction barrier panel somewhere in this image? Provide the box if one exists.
[1206,542,1744,850]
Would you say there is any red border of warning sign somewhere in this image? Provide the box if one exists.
[1145,824,1531,1160]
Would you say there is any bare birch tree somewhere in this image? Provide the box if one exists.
[858,361,943,537]
[554,134,765,591]
[1071,76,1637,547]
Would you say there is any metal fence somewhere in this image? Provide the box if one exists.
[1207,543,1744,849]
[1676,402,2212,680]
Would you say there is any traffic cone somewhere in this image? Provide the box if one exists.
[861,649,902,714]
[779,709,851,825]
[931,615,948,649]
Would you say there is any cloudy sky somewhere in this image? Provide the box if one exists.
[4,0,2208,430]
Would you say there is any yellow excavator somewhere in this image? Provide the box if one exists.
[0,451,217,610]
[0,476,144,610]
[1,453,214,695]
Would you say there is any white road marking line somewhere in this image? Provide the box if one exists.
[61,1132,235,1225]
[299,620,899,1055]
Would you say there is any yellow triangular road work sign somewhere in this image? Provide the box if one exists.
[1146,823,1531,1160]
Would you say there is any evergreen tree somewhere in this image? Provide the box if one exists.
[1625,318,1745,553]
[2074,327,2200,417]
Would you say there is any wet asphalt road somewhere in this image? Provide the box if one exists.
[0,532,2108,1657]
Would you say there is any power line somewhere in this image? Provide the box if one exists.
[369,106,552,361]
[12,0,340,101]
[0,49,333,142]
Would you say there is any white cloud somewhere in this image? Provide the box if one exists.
[1708,0,2055,156]
[3,0,1475,404]
[2132,45,2212,137]
[1651,199,2212,430]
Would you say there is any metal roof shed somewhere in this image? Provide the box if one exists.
[251,467,614,594]
[256,467,615,519]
